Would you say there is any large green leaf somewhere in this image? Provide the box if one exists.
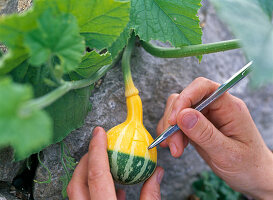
[211,0,273,86]
[0,1,46,74]
[258,0,273,19]
[24,10,85,73]
[74,51,112,78]
[108,25,131,59]
[53,0,131,50]
[0,0,130,74]
[130,0,202,47]
[46,86,93,143]
[0,78,52,160]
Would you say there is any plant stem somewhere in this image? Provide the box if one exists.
[140,39,241,58]
[122,33,139,97]
[20,64,112,114]
[47,58,61,85]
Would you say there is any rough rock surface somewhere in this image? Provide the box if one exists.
[0,182,20,200]
[0,0,17,15]
[0,148,23,183]
[32,1,273,200]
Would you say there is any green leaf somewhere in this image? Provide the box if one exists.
[130,0,202,47]
[108,25,131,59]
[257,0,273,19]
[0,0,130,74]
[0,1,44,74]
[211,0,273,86]
[21,65,94,144]
[0,78,52,160]
[0,50,28,75]
[52,0,130,50]
[9,60,29,82]
[24,10,85,73]
[76,0,130,50]
[46,86,92,143]
[192,171,241,200]
[37,0,131,51]
[74,51,112,78]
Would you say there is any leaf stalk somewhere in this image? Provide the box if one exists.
[20,64,112,114]
[140,39,241,58]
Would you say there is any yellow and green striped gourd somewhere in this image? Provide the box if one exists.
[107,36,157,184]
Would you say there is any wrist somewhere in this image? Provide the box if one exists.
[249,149,273,200]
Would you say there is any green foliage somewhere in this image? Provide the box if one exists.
[0,78,52,160]
[75,0,130,50]
[257,0,273,19]
[46,86,93,143]
[192,171,242,200]
[0,0,130,75]
[130,0,202,47]
[108,25,131,59]
[60,142,78,198]
[211,0,273,86]
[75,51,112,78]
[0,0,130,161]
[24,10,85,72]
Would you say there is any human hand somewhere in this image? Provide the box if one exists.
[67,127,164,200]
[157,77,273,199]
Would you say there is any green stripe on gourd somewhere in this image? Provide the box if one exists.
[108,150,156,184]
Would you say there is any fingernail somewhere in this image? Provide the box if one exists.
[92,127,102,137]
[182,113,198,129]
[157,169,164,184]
[169,142,177,156]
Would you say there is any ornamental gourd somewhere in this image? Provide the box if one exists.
[107,36,157,184]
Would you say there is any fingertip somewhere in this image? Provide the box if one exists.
[160,140,168,148]
[89,127,107,153]
[155,166,164,184]
[116,189,126,200]
[166,131,184,158]
[168,142,184,158]
[145,166,164,185]
[93,126,106,137]
[168,116,176,126]
[140,167,163,200]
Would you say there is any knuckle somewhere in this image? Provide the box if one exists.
[88,168,108,184]
[166,93,179,109]
[198,123,214,145]
[234,97,247,111]
[168,93,179,102]
[150,190,161,200]
[194,77,208,83]
[177,92,192,108]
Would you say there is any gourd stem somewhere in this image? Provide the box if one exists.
[121,33,139,97]
[140,39,241,58]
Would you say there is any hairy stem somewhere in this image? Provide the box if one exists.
[122,33,139,97]
[141,39,241,58]
[20,64,112,114]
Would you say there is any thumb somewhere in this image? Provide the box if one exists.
[140,167,164,200]
[177,108,228,156]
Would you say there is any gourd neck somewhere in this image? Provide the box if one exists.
[126,94,143,122]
